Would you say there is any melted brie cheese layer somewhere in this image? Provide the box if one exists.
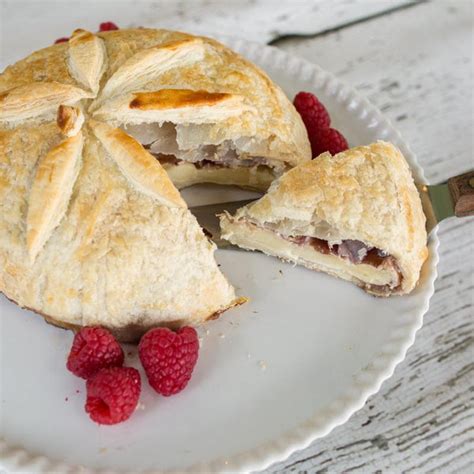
[221,219,399,288]
[162,162,275,191]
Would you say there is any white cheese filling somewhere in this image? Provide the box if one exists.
[221,219,400,288]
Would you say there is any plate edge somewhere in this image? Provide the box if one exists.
[0,36,439,474]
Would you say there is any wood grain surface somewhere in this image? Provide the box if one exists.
[1,1,473,473]
[266,2,474,472]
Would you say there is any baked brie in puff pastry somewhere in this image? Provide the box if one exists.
[0,28,263,342]
[220,142,428,296]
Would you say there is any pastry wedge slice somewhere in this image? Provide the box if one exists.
[220,142,428,296]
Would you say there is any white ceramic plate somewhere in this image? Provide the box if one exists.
[0,38,438,473]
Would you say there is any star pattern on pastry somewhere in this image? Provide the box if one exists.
[0,29,253,262]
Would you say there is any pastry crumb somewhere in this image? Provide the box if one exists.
[135,402,146,411]
[258,360,267,371]
[271,269,284,280]
[205,329,210,336]
[99,447,108,454]
[219,333,226,339]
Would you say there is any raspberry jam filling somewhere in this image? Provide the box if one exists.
[148,150,275,173]
[238,219,400,278]
[234,219,402,293]
[286,234,402,294]
[288,235,390,267]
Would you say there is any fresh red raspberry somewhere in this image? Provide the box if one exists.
[138,327,199,396]
[294,91,331,133]
[99,22,119,32]
[54,37,69,44]
[312,127,349,157]
[66,327,124,379]
[85,367,141,425]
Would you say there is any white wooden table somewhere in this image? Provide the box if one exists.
[2,1,473,472]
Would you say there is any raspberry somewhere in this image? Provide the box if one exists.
[66,327,124,379]
[294,91,331,133]
[85,367,141,425]
[99,22,119,32]
[311,127,349,157]
[54,37,69,44]
[294,91,349,157]
[138,327,199,396]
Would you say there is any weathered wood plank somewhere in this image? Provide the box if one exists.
[273,1,473,183]
[1,1,472,473]
[0,0,412,69]
[265,1,473,472]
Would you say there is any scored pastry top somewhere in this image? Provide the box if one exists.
[2,28,315,335]
[0,28,308,262]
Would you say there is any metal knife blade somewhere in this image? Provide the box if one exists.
[190,199,255,249]
[190,183,462,248]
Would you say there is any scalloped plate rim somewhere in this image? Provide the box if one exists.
[0,36,439,474]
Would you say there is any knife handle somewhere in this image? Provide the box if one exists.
[448,170,474,217]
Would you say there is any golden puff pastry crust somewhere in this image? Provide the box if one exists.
[220,142,428,295]
[1,28,290,341]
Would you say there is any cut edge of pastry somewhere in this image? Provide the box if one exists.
[94,104,295,192]
[93,88,290,191]
[89,119,187,208]
[220,215,404,296]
